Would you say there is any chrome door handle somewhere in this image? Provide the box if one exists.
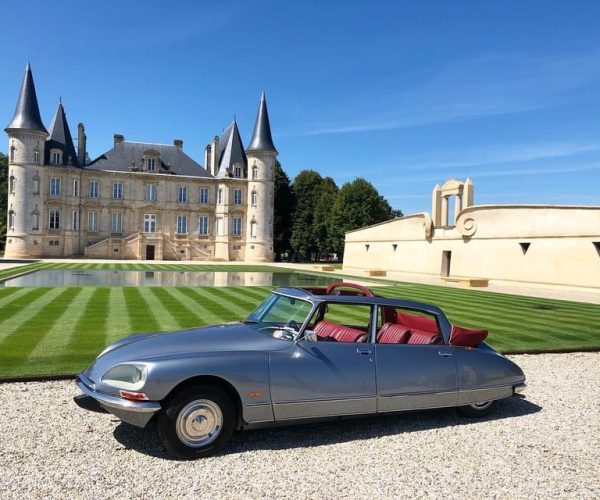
[357,348,372,355]
[438,351,453,358]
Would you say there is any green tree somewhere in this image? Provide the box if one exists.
[273,160,295,260]
[290,169,323,261]
[0,152,7,251]
[313,176,338,259]
[330,178,396,257]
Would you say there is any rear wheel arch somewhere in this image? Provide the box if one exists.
[163,375,244,429]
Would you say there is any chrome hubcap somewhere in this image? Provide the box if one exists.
[176,399,223,448]
[470,400,492,410]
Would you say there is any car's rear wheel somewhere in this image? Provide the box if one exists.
[157,385,235,459]
[457,400,498,418]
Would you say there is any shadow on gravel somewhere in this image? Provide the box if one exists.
[113,397,541,459]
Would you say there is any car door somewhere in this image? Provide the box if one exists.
[376,344,458,412]
[375,306,458,412]
[269,302,377,420]
[269,341,377,420]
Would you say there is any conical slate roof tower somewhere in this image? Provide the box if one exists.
[247,92,277,153]
[5,63,47,134]
[46,101,79,166]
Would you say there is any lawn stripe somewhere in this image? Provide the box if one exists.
[184,288,242,322]
[0,288,82,375]
[25,287,96,374]
[123,287,160,333]
[139,288,183,331]
[105,288,132,344]
[0,287,32,309]
[61,288,111,370]
[0,288,61,339]
[176,288,235,324]
[148,288,205,329]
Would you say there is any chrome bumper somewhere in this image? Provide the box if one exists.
[514,382,527,394]
[76,374,160,428]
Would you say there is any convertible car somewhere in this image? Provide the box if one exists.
[75,282,526,459]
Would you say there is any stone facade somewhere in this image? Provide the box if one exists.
[343,179,600,289]
[4,65,277,261]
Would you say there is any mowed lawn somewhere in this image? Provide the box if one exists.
[0,262,598,377]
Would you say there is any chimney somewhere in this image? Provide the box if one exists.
[77,122,87,166]
[114,133,124,146]
[204,144,212,173]
[210,136,219,176]
[174,139,183,150]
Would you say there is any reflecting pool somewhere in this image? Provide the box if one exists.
[2,270,338,288]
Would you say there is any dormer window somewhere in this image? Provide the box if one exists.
[142,150,160,172]
[51,151,62,165]
[234,166,242,178]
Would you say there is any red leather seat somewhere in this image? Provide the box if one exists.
[397,312,438,333]
[377,323,411,344]
[450,325,488,347]
[314,320,367,343]
[407,328,440,345]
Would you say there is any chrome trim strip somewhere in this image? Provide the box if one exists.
[380,390,456,399]
[77,379,160,414]
[458,384,513,395]
[273,395,375,405]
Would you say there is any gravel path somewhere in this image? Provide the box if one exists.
[0,353,598,499]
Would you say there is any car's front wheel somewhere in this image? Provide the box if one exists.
[157,385,235,459]
[457,400,498,418]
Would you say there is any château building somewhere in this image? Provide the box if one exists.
[4,64,277,261]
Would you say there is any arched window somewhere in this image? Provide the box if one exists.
[252,166,258,180]
[10,146,15,163]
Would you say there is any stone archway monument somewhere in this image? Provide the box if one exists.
[432,178,474,228]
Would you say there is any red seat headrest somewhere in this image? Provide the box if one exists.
[450,325,488,347]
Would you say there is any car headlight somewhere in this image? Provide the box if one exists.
[101,364,148,391]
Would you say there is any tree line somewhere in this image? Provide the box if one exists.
[274,161,401,261]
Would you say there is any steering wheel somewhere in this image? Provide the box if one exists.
[287,320,300,332]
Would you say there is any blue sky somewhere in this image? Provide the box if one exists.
[2,0,600,214]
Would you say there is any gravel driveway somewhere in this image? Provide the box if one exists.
[0,353,598,499]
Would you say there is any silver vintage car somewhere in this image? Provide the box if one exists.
[75,282,526,459]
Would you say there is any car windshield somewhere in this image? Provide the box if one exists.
[245,292,313,335]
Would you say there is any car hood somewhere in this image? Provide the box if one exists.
[83,322,290,383]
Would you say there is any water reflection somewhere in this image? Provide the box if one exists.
[3,270,335,288]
